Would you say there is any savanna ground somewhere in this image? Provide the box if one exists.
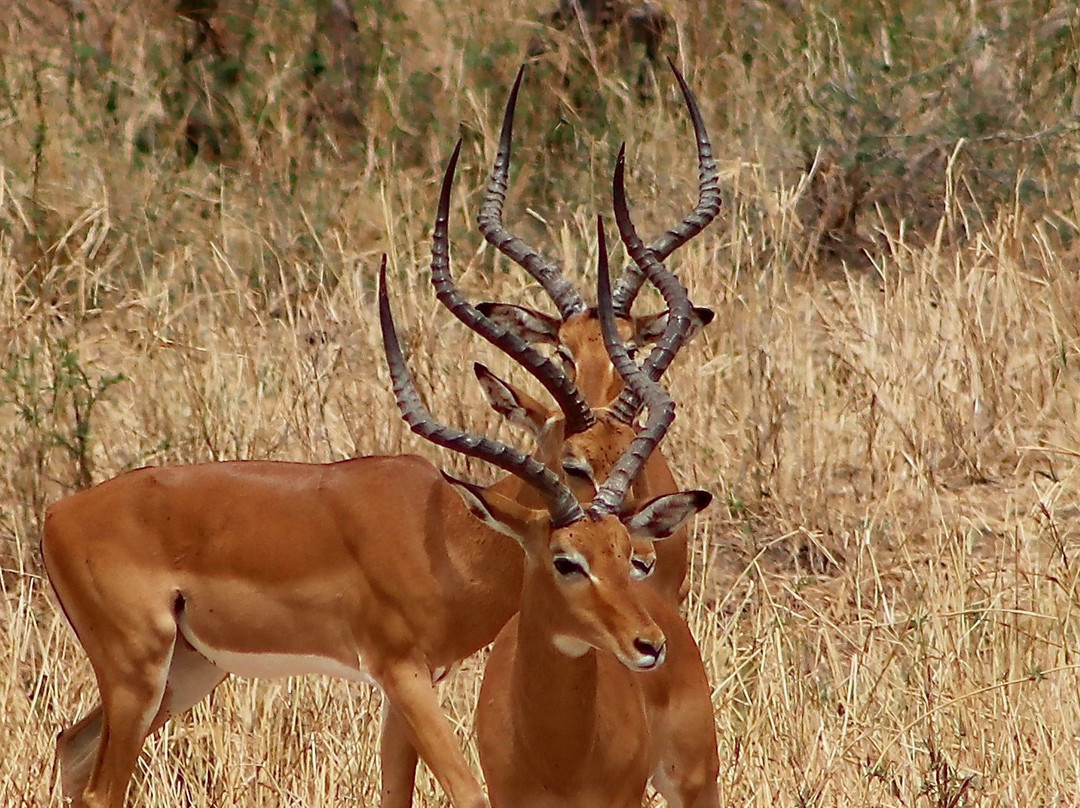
[3,0,1080,805]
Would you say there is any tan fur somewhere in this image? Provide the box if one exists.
[44,456,523,808]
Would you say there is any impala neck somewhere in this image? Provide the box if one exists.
[510,574,599,771]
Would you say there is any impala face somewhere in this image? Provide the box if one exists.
[539,513,667,671]
[477,304,715,408]
[455,480,711,675]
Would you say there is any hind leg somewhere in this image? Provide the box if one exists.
[59,709,106,804]
[60,636,226,806]
[75,626,175,808]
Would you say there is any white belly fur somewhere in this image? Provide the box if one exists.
[178,620,378,686]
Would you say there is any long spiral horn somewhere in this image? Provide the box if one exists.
[608,145,693,424]
[379,256,585,528]
[477,65,588,320]
[589,217,676,516]
[610,57,721,317]
[430,139,595,436]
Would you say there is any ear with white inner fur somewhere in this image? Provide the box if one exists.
[626,490,713,541]
[636,306,715,346]
[441,470,549,545]
[473,362,550,436]
[475,302,562,343]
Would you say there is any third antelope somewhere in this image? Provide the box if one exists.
[442,60,720,601]
[381,211,719,808]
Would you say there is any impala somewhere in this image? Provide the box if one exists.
[461,60,720,602]
[38,151,579,808]
[381,211,719,807]
[379,126,715,805]
[43,131,702,808]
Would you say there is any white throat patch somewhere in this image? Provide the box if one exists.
[552,634,591,658]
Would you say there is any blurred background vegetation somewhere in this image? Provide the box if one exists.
[4,0,1078,305]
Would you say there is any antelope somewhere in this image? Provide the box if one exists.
[42,131,705,808]
[37,150,583,808]
[381,207,719,808]
[381,133,718,807]
[379,126,717,805]
[436,60,720,602]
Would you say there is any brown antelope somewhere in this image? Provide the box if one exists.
[42,128,704,808]
[381,208,718,808]
[379,130,714,807]
[433,61,720,602]
[39,150,588,808]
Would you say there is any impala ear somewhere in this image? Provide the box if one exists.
[473,363,551,436]
[442,471,547,545]
[636,306,715,345]
[626,490,712,541]
[476,302,562,343]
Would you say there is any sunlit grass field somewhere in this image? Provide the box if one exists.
[3,1,1080,805]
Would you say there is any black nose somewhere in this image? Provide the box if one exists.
[634,637,664,661]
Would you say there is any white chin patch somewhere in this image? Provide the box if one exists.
[552,634,591,658]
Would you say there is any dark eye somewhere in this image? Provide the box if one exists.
[553,556,586,578]
[631,557,655,579]
[564,464,592,482]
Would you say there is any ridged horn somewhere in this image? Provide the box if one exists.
[477,64,588,320]
[430,139,595,436]
[378,256,585,528]
[589,217,676,516]
[609,144,694,423]
[611,57,721,316]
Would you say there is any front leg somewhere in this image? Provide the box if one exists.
[380,702,420,808]
[378,662,488,808]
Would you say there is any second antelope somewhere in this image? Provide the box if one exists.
[381,207,718,807]
[445,60,722,602]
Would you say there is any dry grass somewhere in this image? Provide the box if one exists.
[3,0,1080,805]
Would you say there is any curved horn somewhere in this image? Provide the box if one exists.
[589,218,676,516]
[611,57,721,316]
[431,139,595,436]
[379,256,585,527]
[609,144,693,424]
[477,64,588,320]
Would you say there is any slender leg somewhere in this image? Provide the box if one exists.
[58,709,105,806]
[378,663,488,808]
[379,702,420,808]
[80,634,176,808]
[59,637,226,806]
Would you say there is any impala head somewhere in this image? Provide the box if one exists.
[473,360,663,579]
[454,479,709,670]
[379,187,711,671]
[474,58,721,407]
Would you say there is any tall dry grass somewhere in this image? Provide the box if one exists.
[3,0,1080,805]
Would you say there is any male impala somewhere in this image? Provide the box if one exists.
[380,134,716,807]
[458,60,720,602]
[381,212,719,808]
[41,152,595,808]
